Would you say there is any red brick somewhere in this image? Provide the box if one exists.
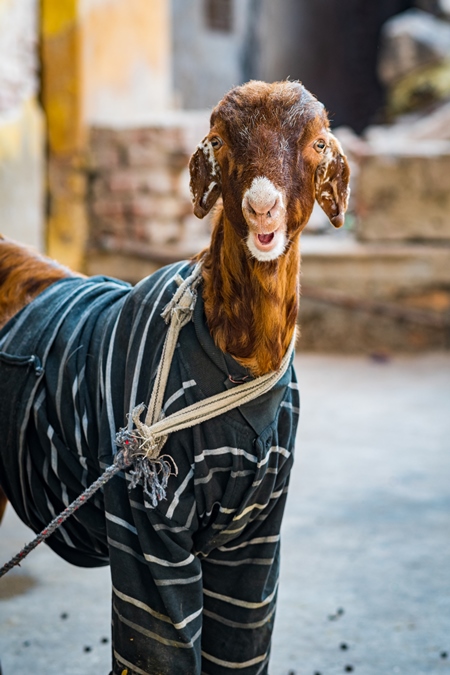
[108,171,143,193]
[90,146,121,170]
[128,196,155,218]
[92,198,124,218]
[126,144,163,167]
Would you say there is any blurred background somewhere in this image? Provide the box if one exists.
[0,0,449,353]
[1,4,450,674]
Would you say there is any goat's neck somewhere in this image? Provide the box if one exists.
[200,210,300,377]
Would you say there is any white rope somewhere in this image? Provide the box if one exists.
[125,263,296,462]
[131,331,295,457]
[144,262,203,431]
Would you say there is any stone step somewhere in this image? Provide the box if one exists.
[300,232,450,297]
[355,140,450,242]
[299,233,450,352]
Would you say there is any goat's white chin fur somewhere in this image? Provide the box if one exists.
[246,229,287,261]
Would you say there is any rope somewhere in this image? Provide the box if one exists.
[0,451,130,579]
[0,262,296,577]
[128,328,296,460]
[145,263,203,432]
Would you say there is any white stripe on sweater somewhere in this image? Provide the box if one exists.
[113,605,201,649]
[144,551,195,567]
[166,466,194,519]
[203,581,278,609]
[201,648,269,669]
[163,380,196,413]
[195,446,258,464]
[113,586,202,630]
[218,535,280,552]
[154,571,202,586]
[105,512,138,535]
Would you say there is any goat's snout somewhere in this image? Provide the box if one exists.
[242,176,287,262]
[242,177,285,229]
[245,195,281,230]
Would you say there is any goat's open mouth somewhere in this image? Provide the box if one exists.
[253,228,281,251]
[247,227,287,260]
[257,233,275,246]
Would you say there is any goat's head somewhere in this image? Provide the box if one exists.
[189,80,350,262]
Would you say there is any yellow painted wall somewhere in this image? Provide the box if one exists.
[40,0,171,270]
[81,0,171,123]
[41,0,84,155]
[41,0,87,268]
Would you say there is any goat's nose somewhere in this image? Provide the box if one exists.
[242,176,285,227]
[247,196,278,218]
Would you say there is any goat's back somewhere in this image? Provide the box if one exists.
[0,235,75,331]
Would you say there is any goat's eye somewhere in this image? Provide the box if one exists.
[314,139,327,153]
[210,137,223,150]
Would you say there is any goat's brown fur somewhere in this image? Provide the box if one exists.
[0,235,76,332]
[191,80,350,375]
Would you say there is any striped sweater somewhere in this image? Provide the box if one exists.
[0,261,299,675]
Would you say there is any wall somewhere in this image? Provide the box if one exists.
[171,0,415,130]
[171,0,254,109]
[81,0,172,125]
[0,0,44,249]
[86,111,211,280]
[41,0,172,270]
[257,0,414,132]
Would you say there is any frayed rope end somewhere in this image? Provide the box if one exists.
[115,426,178,507]
[129,455,178,508]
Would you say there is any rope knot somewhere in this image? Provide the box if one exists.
[130,403,167,459]
[114,404,177,508]
[115,427,140,461]
[160,262,202,326]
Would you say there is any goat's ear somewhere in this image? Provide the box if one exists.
[315,133,350,228]
[189,137,222,218]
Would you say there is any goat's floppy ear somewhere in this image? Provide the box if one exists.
[315,134,350,228]
[189,137,222,218]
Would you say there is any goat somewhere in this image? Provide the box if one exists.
[0,81,350,675]
[191,81,349,376]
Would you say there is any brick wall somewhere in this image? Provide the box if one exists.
[87,114,211,269]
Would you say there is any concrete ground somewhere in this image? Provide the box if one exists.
[0,353,449,675]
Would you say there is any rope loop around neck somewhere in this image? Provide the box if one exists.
[116,259,296,504]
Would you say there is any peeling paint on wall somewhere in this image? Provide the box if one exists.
[0,0,39,117]
[41,0,173,269]
[0,0,44,249]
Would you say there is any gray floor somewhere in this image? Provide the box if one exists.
[1,353,449,675]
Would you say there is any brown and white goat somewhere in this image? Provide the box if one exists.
[0,79,349,533]
[190,79,350,375]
